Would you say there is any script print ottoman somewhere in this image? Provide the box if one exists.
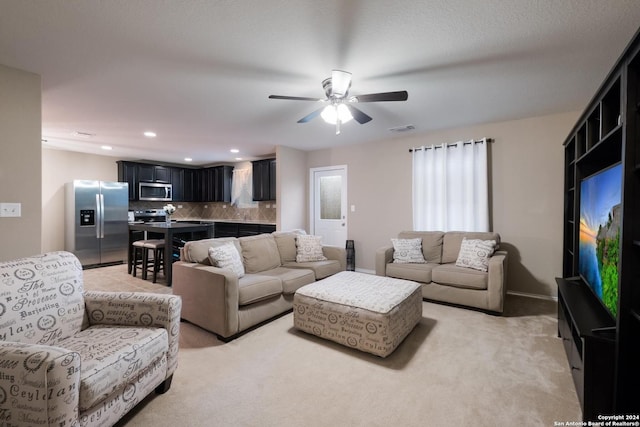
[293,271,422,357]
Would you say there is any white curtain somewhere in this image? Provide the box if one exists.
[412,138,489,232]
[231,168,258,208]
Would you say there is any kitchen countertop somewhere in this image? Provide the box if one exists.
[176,219,276,225]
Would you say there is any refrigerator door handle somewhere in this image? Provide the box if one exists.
[95,194,101,239]
[99,193,105,239]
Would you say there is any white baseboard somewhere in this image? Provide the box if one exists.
[355,268,375,274]
[507,290,557,302]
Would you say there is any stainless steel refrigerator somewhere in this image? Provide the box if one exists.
[65,180,129,267]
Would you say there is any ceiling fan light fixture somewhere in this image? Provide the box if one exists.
[321,104,353,124]
[330,70,352,98]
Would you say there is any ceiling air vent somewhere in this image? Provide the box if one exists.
[388,125,415,133]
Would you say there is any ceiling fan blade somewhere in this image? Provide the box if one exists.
[269,95,323,101]
[331,70,352,98]
[353,91,408,102]
[297,107,325,123]
[345,104,372,124]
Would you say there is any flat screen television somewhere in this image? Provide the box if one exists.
[578,162,622,318]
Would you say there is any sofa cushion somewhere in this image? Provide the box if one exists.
[183,237,240,265]
[208,243,245,277]
[238,274,283,306]
[60,325,168,411]
[441,231,500,264]
[391,238,426,263]
[398,231,445,263]
[239,234,282,273]
[296,235,328,262]
[258,267,316,294]
[283,259,342,280]
[386,262,437,284]
[431,263,488,290]
[273,230,307,263]
[455,238,497,272]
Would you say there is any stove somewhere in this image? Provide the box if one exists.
[131,209,166,223]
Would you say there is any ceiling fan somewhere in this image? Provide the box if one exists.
[269,70,408,134]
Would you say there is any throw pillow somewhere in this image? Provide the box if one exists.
[391,238,426,263]
[296,235,327,262]
[455,238,497,272]
[208,242,245,277]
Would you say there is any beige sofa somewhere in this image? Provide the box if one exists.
[0,251,182,427]
[375,231,508,314]
[172,232,346,340]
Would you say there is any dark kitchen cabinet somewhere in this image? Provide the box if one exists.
[200,166,233,202]
[214,165,233,202]
[138,164,171,183]
[171,167,200,202]
[117,161,138,200]
[171,168,185,202]
[214,222,276,238]
[117,160,229,202]
[183,168,199,202]
[252,158,276,201]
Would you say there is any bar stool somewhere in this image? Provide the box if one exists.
[132,239,165,283]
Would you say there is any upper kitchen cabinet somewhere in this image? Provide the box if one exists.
[137,163,171,183]
[252,158,276,201]
[117,160,230,202]
[118,161,172,201]
[200,165,233,202]
[117,161,138,200]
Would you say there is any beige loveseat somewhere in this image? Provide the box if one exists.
[172,231,346,340]
[375,231,508,314]
[0,251,181,427]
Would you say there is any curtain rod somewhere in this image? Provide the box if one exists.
[409,138,494,152]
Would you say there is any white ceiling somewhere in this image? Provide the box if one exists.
[1,1,640,166]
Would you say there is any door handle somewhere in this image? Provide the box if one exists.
[95,194,101,239]
[99,194,105,239]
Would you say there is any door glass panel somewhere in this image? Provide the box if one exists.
[319,175,342,220]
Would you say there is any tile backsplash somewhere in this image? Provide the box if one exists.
[129,201,276,223]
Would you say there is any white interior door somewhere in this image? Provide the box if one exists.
[310,166,347,247]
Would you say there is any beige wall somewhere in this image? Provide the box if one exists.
[41,148,119,252]
[306,110,580,298]
[276,145,307,231]
[0,64,42,261]
[36,106,580,298]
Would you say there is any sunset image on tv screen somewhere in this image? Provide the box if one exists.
[578,163,622,317]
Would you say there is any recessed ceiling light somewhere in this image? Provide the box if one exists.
[235,157,243,161]
[101,145,113,150]
[184,157,193,162]
[144,131,157,138]
[230,149,239,153]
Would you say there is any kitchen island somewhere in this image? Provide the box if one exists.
[128,222,213,286]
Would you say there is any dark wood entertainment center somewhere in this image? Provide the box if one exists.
[559,27,640,418]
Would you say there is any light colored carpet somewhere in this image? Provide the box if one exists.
[83,264,582,427]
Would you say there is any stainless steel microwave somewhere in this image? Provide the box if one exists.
[139,182,172,201]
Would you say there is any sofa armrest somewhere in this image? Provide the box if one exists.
[83,291,182,378]
[0,342,81,426]
[375,245,394,276]
[172,261,240,338]
[322,245,347,271]
[486,250,508,313]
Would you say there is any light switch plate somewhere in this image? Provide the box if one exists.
[0,203,21,217]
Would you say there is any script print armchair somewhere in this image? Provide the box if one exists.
[0,251,181,427]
